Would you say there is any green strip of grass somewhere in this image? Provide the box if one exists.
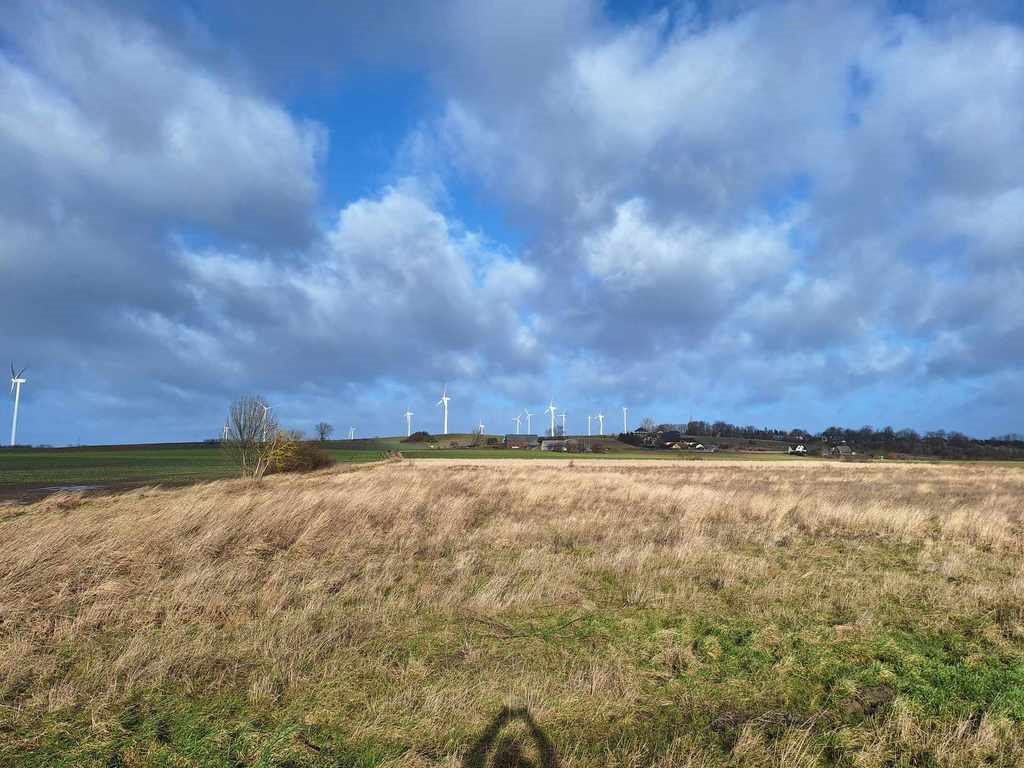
[4,611,1021,766]
[0,447,383,488]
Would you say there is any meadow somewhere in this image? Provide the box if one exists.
[0,458,1022,766]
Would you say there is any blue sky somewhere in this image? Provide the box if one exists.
[1,0,1022,445]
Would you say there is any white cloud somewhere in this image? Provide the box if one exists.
[0,1,324,243]
[179,185,542,385]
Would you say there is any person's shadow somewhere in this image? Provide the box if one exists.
[462,707,559,768]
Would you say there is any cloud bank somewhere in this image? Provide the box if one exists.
[1,0,1022,442]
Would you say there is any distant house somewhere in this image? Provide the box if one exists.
[540,439,571,452]
[504,434,539,449]
[660,430,683,445]
[788,444,807,455]
[831,444,853,457]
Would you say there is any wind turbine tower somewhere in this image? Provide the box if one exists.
[545,399,557,437]
[587,415,592,437]
[478,418,485,436]
[348,426,356,440]
[597,412,605,436]
[9,364,27,447]
[514,414,522,434]
[524,409,533,434]
[437,385,450,435]
[260,403,271,442]
[560,412,566,436]
[622,406,629,434]
[404,408,414,437]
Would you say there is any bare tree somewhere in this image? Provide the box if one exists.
[223,396,287,479]
[315,422,334,441]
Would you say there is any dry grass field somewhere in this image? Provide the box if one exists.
[1,458,1022,766]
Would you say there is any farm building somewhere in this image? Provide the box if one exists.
[788,444,807,455]
[540,439,572,452]
[504,434,539,449]
[831,444,853,456]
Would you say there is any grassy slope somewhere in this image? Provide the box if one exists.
[1,460,1022,766]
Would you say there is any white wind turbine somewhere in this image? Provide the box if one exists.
[560,412,566,435]
[622,406,629,434]
[587,415,593,437]
[348,426,356,440]
[545,399,557,437]
[404,408,414,437]
[478,418,485,436]
[260,402,271,442]
[523,409,534,434]
[514,414,522,434]
[9,364,26,446]
[437,384,450,435]
[596,412,605,436]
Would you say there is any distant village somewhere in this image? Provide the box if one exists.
[398,420,1024,460]
[456,422,1023,460]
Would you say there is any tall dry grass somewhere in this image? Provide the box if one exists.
[1,458,1022,765]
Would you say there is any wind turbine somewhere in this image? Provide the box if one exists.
[9,364,26,446]
[478,418,485,436]
[524,409,533,434]
[260,403,271,442]
[622,406,629,434]
[348,426,356,440]
[587,415,593,437]
[596,412,605,436]
[222,422,229,441]
[514,414,522,434]
[404,408,414,437]
[560,412,566,436]
[437,384,450,435]
[545,399,557,437]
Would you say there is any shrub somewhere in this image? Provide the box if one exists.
[277,441,334,473]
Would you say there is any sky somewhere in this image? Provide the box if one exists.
[1,0,1023,445]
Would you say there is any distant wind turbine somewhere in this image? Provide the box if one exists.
[622,406,629,434]
[596,412,605,436]
[437,384,450,435]
[404,408,414,437]
[478,418,485,436]
[9,364,26,447]
[560,412,566,435]
[545,399,557,437]
[514,414,522,434]
[524,409,533,434]
[260,403,271,442]
[348,426,356,440]
[587,415,592,437]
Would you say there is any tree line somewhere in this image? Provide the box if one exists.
[630,419,1024,460]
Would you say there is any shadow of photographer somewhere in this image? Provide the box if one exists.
[462,707,559,768]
